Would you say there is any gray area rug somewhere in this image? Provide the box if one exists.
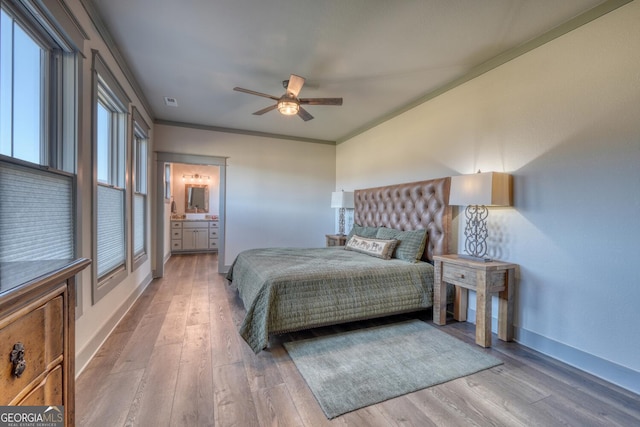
[283,319,502,419]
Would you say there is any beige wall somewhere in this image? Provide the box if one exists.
[337,1,640,392]
[154,125,336,266]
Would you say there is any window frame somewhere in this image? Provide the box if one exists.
[92,50,130,303]
[131,107,149,271]
[1,0,85,314]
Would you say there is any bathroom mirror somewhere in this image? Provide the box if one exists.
[185,184,209,213]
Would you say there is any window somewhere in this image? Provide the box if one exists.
[0,7,43,164]
[0,1,79,263]
[132,108,149,269]
[164,164,171,200]
[93,51,130,301]
[1,3,77,172]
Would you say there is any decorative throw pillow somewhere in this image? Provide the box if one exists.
[346,224,380,240]
[344,235,398,260]
[376,227,427,262]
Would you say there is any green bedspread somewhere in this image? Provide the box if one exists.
[226,247,438,353]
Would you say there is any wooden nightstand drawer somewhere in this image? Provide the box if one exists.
[442,263,476,286]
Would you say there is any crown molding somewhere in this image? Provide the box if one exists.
[154,119,337,146]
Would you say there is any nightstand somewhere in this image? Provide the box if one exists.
[326,234,348,247]
[433,254,517,347]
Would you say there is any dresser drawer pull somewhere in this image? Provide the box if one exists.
[10,342,26,378]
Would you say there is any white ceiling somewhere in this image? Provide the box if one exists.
[88,0,608,143]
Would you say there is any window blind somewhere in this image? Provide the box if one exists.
[0,161,74,261]
[97,184,125,276]
[133,193,145,256]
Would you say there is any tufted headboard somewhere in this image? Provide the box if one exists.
[353,177,451,262]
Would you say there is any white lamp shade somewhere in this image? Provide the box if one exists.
[331,191,354,208]
[449,172,512,207]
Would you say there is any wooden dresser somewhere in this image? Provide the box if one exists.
[0,258,90,426]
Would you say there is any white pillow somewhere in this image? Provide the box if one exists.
[344,235,398,260]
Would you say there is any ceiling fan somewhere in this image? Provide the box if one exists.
[233,74,343,121]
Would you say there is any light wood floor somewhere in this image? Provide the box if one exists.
[76,253,640,426]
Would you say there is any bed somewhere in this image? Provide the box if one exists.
[226,177,452,353]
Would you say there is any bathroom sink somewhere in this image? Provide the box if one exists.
[185,213,206,220]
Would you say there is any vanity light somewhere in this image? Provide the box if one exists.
[183,173,211,182]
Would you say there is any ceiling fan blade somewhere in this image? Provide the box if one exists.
[297,107,314,121]
[286,74,305,97]
[300,98,343,106]
[233,87,279,100]
[253,104,278,115]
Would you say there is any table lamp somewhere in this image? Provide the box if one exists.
[449,171,512,260]
[331,190,354,235]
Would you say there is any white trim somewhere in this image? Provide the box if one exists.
[465,307,640,395]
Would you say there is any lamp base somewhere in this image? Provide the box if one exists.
[463,205,489,259]
[337,207,346,236]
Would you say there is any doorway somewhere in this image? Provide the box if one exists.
[154,152,227,278]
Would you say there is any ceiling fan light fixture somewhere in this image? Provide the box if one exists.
[235,74,341,121]
[277,98,299,115]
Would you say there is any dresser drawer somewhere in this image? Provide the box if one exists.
[442,263,477,287]
[17,364,63,406]
[0,295,63,405]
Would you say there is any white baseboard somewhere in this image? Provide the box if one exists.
[466,308,640,395]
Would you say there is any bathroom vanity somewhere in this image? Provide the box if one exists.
[171,219,219,253]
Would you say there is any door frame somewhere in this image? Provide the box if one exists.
[154,151,227,277]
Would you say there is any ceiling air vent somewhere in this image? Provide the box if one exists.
[164,96,178,107]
